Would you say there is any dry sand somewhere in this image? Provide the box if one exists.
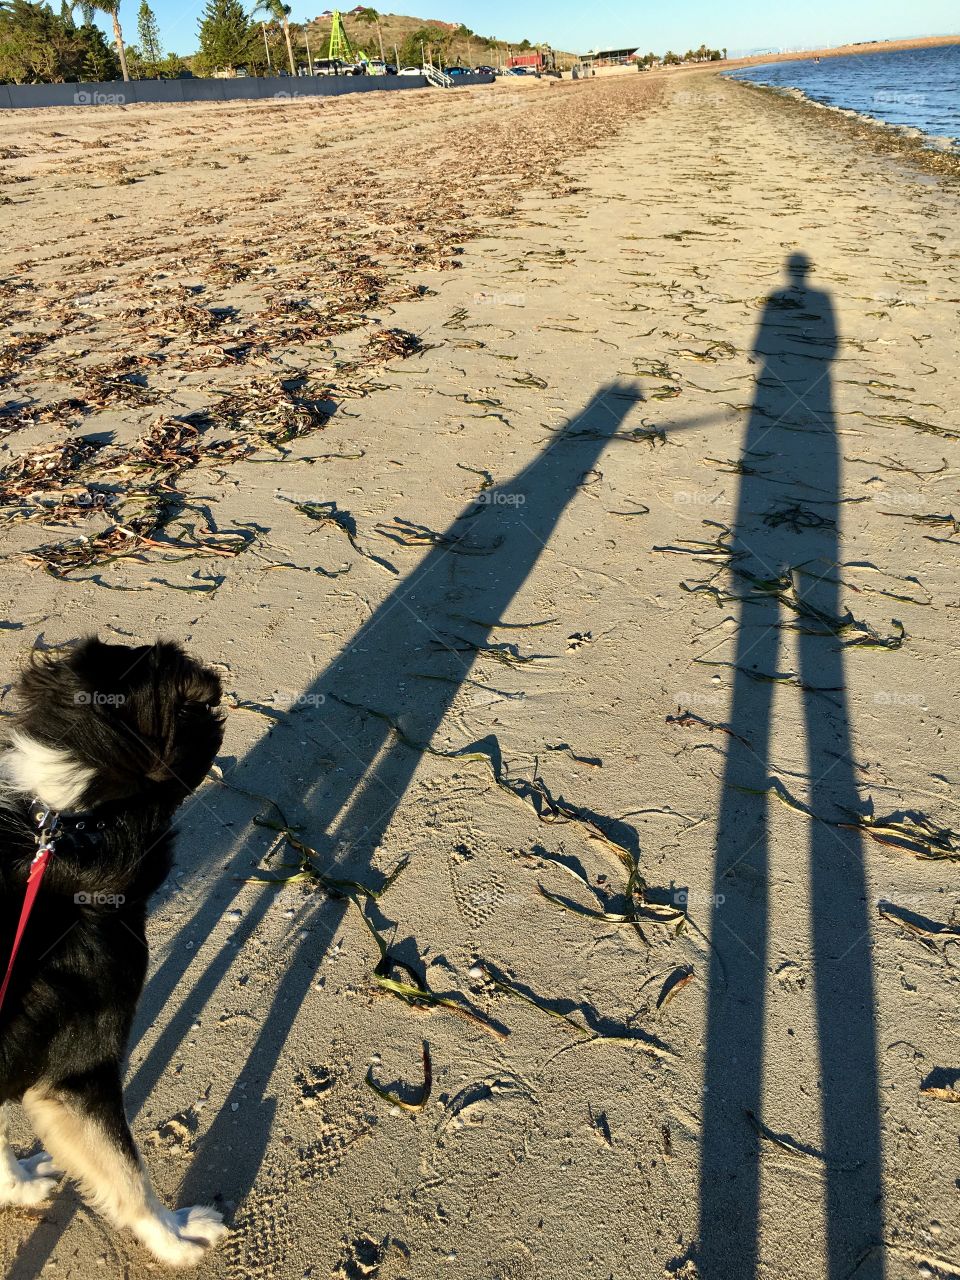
[0,70,959,1279]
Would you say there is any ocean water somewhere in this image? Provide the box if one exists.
[727,44,960,146]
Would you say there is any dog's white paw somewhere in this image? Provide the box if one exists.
[0,1151,63,1207]
[136,1204,228,1267]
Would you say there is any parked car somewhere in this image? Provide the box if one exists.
[397,66,425,76]
[475,65,495,74]
[448,66,470,76]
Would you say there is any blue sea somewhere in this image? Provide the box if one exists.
[727,44,960,146]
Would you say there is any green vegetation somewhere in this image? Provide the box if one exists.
[135,0,160,71]
[196,0,254,74]
[0,0,119,81]
[0,3,728,85]
[650,44,725,67]
[355,6,385,62]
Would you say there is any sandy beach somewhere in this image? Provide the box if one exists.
[1,69,959,1279]
[731,33,960,67]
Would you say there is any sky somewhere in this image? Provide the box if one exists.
[123,0,959,62]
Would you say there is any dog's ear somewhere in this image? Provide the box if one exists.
[18,636,153,713]
[69,637,155,705]
[18,637,103,713]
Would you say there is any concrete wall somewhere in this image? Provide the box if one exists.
[0,72,494,111]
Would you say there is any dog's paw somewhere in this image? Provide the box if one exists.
[137,1204,228,1267]
[0,1151,63,1207]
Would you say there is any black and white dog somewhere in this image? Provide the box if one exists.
[0,637,228,1265]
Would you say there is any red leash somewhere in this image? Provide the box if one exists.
[0,817,56,1016]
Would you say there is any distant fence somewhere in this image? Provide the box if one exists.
[0,71,494,111]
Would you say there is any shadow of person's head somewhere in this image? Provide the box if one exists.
[787,250,812,284]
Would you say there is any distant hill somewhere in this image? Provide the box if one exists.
[305,9,560,65]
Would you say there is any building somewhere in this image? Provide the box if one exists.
[507,46,559,71]
[579,46,640,67]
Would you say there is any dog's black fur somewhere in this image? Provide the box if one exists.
[0,637,225,1261]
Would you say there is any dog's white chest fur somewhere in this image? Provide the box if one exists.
[0,732,94,812]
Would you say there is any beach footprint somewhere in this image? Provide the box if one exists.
[223,1153,293,1280]
[488,1244,537,1280]
[449,846,506,932]
[334,1233,386,1278]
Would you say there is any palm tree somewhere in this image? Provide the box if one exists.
[90,0,129,80]
[254,0,295,76]
[355,6,384,62]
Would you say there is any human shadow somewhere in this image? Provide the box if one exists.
[697,255,884,1277]
[158,383,649,1200]
[4,381,652,1276]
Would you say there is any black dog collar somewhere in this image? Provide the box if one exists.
[27,798,111,850]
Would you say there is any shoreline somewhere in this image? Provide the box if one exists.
[727,76,960,180]
[728,33,959,67]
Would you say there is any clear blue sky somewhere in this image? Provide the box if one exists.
[131,0,959,61]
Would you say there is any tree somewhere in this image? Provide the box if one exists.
[0,0,119,82]
[400,23,450,67]
[253,0,294,75]
[159,48,183,74]
[197,0,252,73]
[355,5,383,62]
[136,0,160,72]
[88,0,129,80]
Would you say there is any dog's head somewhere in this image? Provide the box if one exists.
[6,637,224,812]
